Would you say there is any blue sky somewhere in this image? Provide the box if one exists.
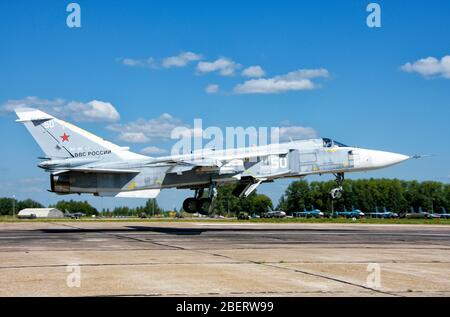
[0,0,449,210]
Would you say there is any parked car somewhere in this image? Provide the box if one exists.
[237,212,250,220]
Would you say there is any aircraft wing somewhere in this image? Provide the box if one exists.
[154,147,289,163]
[156,147,290,174]
[166,158,223,174]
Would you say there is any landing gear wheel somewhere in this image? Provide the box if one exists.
[330,186,343,199]
[182,198,198,214]
[330,172,345,200]
[197,198,212,215]
[183,183,218,215]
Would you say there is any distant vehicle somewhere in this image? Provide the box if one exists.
[251,214,261,219]
[402,207,431,219]
[263,210,287,218]
[334,207,365,219]
[139,213,148,219]
[293,207,324,219]
[367,207,399,219]
[237,212,250,220]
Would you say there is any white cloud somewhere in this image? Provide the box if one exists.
[242,65,265,78]
[275,126,318,141]
[1,96,65,112]
[234,68,330,94]
[107,113,187,143]
[196,57,241,76]
[140,146,167,155]
[119,52,202,70]
[205,84,219,94]
[117,132,149,143]
[68,100,120,122]
[1,97,120,122]
[401,55,450,79]
[235,78,313,94]
[119,57,158,69]
[162,51,203,68]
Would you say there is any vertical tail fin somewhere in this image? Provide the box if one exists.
[15,108,145,160]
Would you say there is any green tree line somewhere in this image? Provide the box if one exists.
[100,199,165,217]
[211,184,273,216]
[0,198,44,216]
[1,179,449,216]
[277,179,450,214]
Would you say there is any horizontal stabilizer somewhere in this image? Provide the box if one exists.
[15,108,54,122]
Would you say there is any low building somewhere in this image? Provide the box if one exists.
[17,208,64,219]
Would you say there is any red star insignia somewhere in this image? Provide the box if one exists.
[60,133,70,142]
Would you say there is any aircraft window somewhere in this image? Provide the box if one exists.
[333,140,348,147]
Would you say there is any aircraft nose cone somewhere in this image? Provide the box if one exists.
[370,151,410,167]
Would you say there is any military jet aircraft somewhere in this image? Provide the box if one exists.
[293,207,324,218]
[64,210,86,219]
[263,210,287,218]
[15,108,412,215]
[436,207,450,219]
[402,207,431,219]
[367,207,399,219]
[334,207,365,219]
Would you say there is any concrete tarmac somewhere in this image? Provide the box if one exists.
[1,221,450,297]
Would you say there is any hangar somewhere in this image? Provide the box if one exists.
[17,208,64,219]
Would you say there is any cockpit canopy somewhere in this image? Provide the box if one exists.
[322,138,348,148]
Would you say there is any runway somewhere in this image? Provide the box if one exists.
[1,221,450,297]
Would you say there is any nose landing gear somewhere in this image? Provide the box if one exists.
[330,173,345,199]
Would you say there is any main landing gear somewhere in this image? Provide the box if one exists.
[182,185,218,215]
[330,172,344,199]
